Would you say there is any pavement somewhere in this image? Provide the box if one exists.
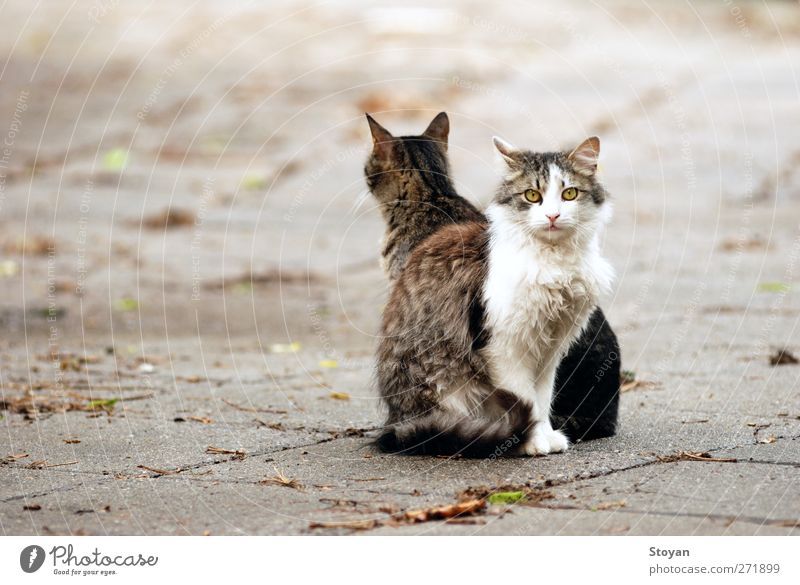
[1,0,799,535]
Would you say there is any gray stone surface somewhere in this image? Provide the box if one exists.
[1,0,799,535]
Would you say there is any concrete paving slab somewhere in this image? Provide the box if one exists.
[1,0,799,535]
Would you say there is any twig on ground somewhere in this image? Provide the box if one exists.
[656,451,738,463]
[137,465,184,476]
[260,466,303,490]
[206,446,247,460]
[26,460,78,469]
[221,398,287,414]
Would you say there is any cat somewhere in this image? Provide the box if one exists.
[479,136,614,454]
[376,134,614,456]
[364,112,484,280]
[364,113,620,448]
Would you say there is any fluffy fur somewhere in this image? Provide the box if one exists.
[365,114,620,455]
[482,140,614,454]
[376,222,535,455]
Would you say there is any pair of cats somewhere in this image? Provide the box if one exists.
[364,112,620,457]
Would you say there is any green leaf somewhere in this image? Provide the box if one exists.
[487,491,525,505]
[269,342,301,353]
[621,369,636,384]
[758,282,791,293]
[240,174,268,190]
[87,398,119,410]
[103,148,128,171]
[113,298,139,311]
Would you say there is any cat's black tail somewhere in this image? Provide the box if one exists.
[375,390,533,458]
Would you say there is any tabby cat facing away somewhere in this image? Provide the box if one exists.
[364,113,620,455]
[364,112,484,279]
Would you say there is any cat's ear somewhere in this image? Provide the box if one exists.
[568,136,600,177]
[366,113,394,159]
[423,112,449,148]
[493,136,521,167]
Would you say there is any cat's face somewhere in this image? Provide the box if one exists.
[363,112,450,204]
[491,137,608,243]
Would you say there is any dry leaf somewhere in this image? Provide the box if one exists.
[400,499,486,523]
[620,380,657,393]
[718,236,768,252]
[26,460,78,469]
[5,236,55,256]
[137,465,183,476]
[142,208,194,230]
[444,517,486,525]
[770,348,798,366]
[260,466,303,490]
[1,391,150,418]
[593,500,627,511]
[309,497,488,532]
[770,519,800,528]
[189,416,213,424]
[329,391,350,401]
[309,519,380,531]
[672,451,737,463]
[206,446,246,460]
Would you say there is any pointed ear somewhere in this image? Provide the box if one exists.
[423,112,449,148]
[493,136,521,167]
[366,113,394,159]
[568,136,600,177]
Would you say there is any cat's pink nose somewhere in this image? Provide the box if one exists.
[546,213,560,223]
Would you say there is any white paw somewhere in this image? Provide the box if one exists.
[545,427,569,453]
[523,425,569,456]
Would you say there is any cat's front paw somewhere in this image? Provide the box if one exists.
[545,427,569,453]
[523,425,569,456]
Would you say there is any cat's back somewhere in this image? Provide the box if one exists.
[399,220,489,287]
[382,220,490,358]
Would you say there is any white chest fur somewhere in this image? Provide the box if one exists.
[482,205,613,375]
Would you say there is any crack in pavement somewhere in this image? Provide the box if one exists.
[529,433,800,492]
[3,430,797,532]
[1,475,111,504]
[532,502,799,531]
[0,429,366,498]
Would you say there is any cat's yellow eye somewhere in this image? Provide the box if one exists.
[562,187,579,201]
[523,189,542,203]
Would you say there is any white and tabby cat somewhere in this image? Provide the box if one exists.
[376,136,613,456]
